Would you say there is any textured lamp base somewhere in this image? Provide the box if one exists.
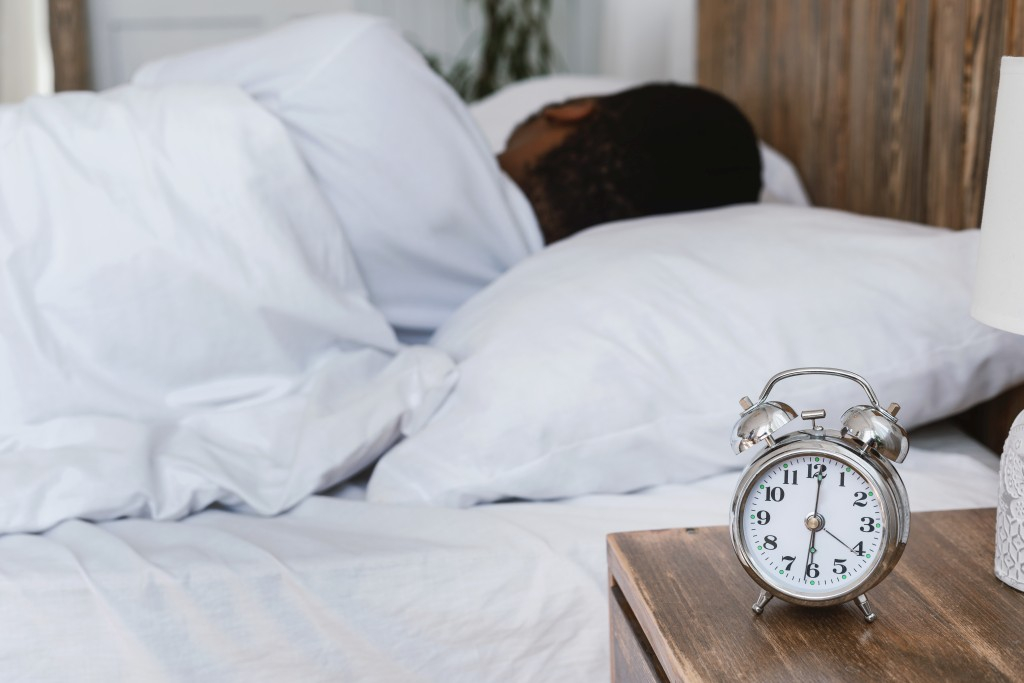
[996,411,1024,591]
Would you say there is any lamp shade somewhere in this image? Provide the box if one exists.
[972,57,1024,334]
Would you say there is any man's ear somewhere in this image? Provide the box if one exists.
[542,98,597,124]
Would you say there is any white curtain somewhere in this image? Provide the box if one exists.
[0,0,53,103]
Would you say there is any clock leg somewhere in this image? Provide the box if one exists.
[855,593,876,623]
[752,589,773,615]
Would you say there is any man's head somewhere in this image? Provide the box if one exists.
[498,84,762,244]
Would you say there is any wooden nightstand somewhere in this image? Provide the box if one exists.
[608,508,1024,681]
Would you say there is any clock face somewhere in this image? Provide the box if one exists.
[740,452,884,597]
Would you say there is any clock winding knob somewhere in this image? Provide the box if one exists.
[801,409,826,431]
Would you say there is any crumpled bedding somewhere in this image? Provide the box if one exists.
[0,439,998,682]
[0,84,455,533]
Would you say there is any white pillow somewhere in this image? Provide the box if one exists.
[368,204,1024,506]
[134,15,542,341]
[469,74,812,207]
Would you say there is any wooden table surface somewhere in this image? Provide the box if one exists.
[608,508,1024,682]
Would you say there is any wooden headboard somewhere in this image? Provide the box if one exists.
[699,0,1024,231]
[48,0,91,91]
[699,0,1024,452]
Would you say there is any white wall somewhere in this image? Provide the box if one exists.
[600,0,696,83]
[88,0,604,90]
[0,0,53,103]
[86,0,697,91]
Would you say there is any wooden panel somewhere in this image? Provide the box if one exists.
[610,578,668,682]
[1012,0,1024,56]
[962,0,1010,228]
[958,383,1024,454]
[698,0,1024,230]
[927,0,968,228]
[819,1,850,211]
[609,509,1022,681]
[49,0,92,91]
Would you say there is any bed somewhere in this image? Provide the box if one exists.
[6,2,1024,681]
[0,424,1003,681]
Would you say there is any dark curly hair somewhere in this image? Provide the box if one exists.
[521,84,762,243]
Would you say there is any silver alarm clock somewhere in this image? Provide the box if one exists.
[728,367,910,622]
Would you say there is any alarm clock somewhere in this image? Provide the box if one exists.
[728,367,910,622]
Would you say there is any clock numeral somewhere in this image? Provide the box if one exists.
[763,535,778,550]
[756,510,771,525]
[860,517,875,533]
[853,491,868,507]
[852,541,866,557]
[782,555,796,571]
[806,463,827,479]
[783,469,799,485]
[806,562,820,579]
[839,472,846,487]
[765,487,785,502]
[833,559,848,574]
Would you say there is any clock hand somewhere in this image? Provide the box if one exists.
[812,472,823,515]
[804,473,824,579]
[823,528,854,552]
[804,530,816,578]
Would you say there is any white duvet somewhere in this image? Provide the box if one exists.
[0,85,455,533]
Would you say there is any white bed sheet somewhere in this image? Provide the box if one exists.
[0,424,998,682]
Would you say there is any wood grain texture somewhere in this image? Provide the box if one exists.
[608,509,1022,682]
[610,580,668,683]
[1011,0,1024,56]
[698,0,1024,230]
[958,383,1024,454]
[48,0,91,91]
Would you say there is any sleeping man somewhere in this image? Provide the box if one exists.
[135,13,762,342]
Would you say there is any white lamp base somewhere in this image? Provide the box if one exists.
[996,410,1024,591]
